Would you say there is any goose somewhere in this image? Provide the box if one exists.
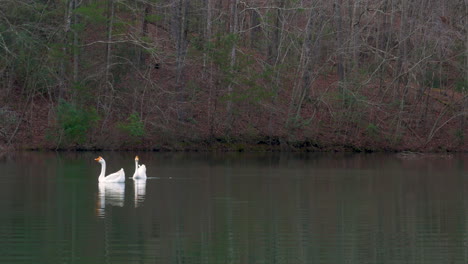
[94,156,125,183]
[132,156,147,179]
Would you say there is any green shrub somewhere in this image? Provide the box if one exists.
[56,100,99,144]
[455,129,464,144]
[455,79,467,93]
[118,113,145,138]
[365,123,380,138]
[0,107,19,140]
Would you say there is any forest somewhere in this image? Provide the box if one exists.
[0,0,466,151]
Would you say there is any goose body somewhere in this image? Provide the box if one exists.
[95,156,125,183]
[132,156,147,180]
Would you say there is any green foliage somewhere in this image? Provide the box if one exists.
[424,71,440,88]
[190,35,205,52]
[222,84,274,104]
[113,21,127,35]
[8,3,45,23]
[339,89,367,108]
[70,23,86,33]
[145,14,163,23]
[0,108,19,140]
[0,1,64,97]
[118,113,145,138]
[186,80,201,101]
[72,83,94,104]
[49,43,67,60]
[422,64,449,89]
[56,100,99,144]
[455,129,464,144]
[207,34,276,105]
[365,123,380,138]
[455,129,465,145]
[140,36,153,45]
[455,79,467,93]
[74,4,107,24]
[288,115,313,130]
[208,33,239,71]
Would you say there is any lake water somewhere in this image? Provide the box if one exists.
[0,151,467,263]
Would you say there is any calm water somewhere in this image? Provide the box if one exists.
[0,152,467,264]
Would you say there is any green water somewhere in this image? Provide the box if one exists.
[0,152,467,263]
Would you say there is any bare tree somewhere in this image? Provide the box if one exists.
[287,3,325,129]
[334,0,346,90]
[226,0,239,128]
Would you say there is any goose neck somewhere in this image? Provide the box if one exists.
[99,161,106,180]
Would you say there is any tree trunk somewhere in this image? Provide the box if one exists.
[138,3,151,68]
[170,0,190,120]
[287,7,324,129]
[72,0,79,84]
[249,9,260,50]
[393,0,411,141]
[461,10,468,145]
[268,0,283,64]
[226,0,239,128]
[60,0,75,100]
[105,0,114,90]
[203,0,216,138]
[334,0,345,88]
[202,0,212,75]
[349,0,360,72]
[173,0,188,88]
[100,0,115,133]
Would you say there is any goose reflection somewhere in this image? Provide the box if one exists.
[97,182,125,217]
[133,179,146,208]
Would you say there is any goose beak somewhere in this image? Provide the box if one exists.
[94,156,101,161]
[135,156,139,161]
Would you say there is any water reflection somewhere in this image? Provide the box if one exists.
[133,179,146,208]
[97,182,125,217]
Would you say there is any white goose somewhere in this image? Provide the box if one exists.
[95,156,125,183]
[132,155,147,179]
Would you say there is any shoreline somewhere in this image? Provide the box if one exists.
[10,140,467,153]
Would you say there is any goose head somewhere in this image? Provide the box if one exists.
[135,156,139,161]
[94,156,105,164]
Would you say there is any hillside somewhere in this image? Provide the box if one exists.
[0,0,466,152]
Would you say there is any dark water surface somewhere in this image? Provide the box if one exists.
[0,152,467,263]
